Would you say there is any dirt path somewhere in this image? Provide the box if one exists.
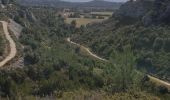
[148,75,170,89]
[67,38,108,62]
[67,37,170,90]
[0,21,17,67]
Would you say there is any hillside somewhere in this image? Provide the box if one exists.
[73,0,170,82]
[116,0,170,25]
[0,0,169,99]
[0,0,16,5]
[0,23,6,59]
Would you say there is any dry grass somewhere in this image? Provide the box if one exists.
[65,18,106,27]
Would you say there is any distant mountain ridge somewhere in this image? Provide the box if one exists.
[17,0,122,9]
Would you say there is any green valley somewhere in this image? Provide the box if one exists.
[0,0,169,100]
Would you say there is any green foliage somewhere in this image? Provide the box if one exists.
[73,14,170,99]
[0,36,4,56]
[111,47,137,91]
[74,17,170,81]
[71,20,77,28]
[104,47,142,92]
[0,24,5,56]
[0,7,106,98]
[0,3,169,99]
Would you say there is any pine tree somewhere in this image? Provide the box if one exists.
[106,46,141,92]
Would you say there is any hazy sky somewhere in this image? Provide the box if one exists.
[62,0,128,2]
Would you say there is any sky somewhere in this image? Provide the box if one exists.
[62,0,128,2]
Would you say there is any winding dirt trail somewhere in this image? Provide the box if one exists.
[67,38,108,62]
[0,21,17,67]
[67,37,170,90]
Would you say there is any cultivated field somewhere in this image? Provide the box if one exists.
[90,12,113,16]
[65,18,106,27]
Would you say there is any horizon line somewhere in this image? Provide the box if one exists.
[62,0,126,3]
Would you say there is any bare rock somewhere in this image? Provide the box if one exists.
[9,19,23,38]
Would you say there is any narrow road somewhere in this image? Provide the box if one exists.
[67,38,108,62]
[67,37,170,90]
[148,75,170,89]
[0,21,17,67]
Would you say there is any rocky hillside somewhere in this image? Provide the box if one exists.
[116,0,170,25]
[0,0,16,5]
[0,0,36,27]
[117,0,153,19]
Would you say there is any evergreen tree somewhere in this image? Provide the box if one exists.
[106,46,141,92]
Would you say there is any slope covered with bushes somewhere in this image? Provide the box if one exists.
[0,23,6,57]
[73,0,170,81]
[0,0,169,99]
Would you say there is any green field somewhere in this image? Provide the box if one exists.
[90,12,113,16]
[65,18,106,27]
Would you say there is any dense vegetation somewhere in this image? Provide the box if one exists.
[0,0,169,99]
[73,18,170,82]
[0,23,5,57]
[0,0,16,5]
[73,0,170,82]
[0,7,110,99]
